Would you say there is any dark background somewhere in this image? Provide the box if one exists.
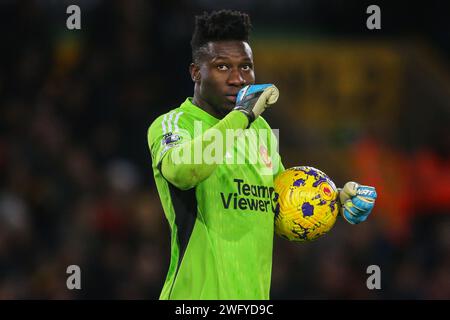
[0,0,449,299]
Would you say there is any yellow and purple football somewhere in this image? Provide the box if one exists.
[274,166,339,242]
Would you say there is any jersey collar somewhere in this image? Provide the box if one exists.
[180,98,220,126]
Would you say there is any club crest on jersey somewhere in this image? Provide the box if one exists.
[259,145,272,169]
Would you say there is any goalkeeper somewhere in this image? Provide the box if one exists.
[147,10,377,300]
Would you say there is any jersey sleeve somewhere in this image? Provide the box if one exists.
[147,110,193,169]
[149,110,249,190]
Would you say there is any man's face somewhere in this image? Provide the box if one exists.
[191,40,255,116]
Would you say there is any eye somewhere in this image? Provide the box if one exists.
[217,65,229,71]
[241,64,253,71]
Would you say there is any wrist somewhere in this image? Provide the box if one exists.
[233,107,255,128]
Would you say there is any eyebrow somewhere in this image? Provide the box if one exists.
[211,56,253,62]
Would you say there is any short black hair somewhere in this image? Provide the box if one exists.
[191,10,253,63]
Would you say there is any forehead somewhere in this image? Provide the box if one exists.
[205,41,253,61]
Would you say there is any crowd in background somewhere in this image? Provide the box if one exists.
[0,0,449,299]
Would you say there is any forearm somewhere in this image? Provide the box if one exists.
[161,110,248,190]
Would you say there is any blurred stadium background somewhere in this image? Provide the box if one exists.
[1,0,449,299]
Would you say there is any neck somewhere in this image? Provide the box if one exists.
[192,95,224,119]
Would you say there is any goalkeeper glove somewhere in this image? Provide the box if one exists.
[339,181,377,224]
[234,84,279,127]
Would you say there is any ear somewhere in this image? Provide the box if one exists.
[189,63,201,82]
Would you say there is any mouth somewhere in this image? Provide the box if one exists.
[225,95,237,103]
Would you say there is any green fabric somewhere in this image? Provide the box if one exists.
[148,98,284,300]
[161,110,249,190]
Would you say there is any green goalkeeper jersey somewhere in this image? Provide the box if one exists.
[147,98,284,300]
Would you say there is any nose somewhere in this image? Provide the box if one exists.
[227,68,246,86]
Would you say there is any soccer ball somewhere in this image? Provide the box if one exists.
[274,166,339,242]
